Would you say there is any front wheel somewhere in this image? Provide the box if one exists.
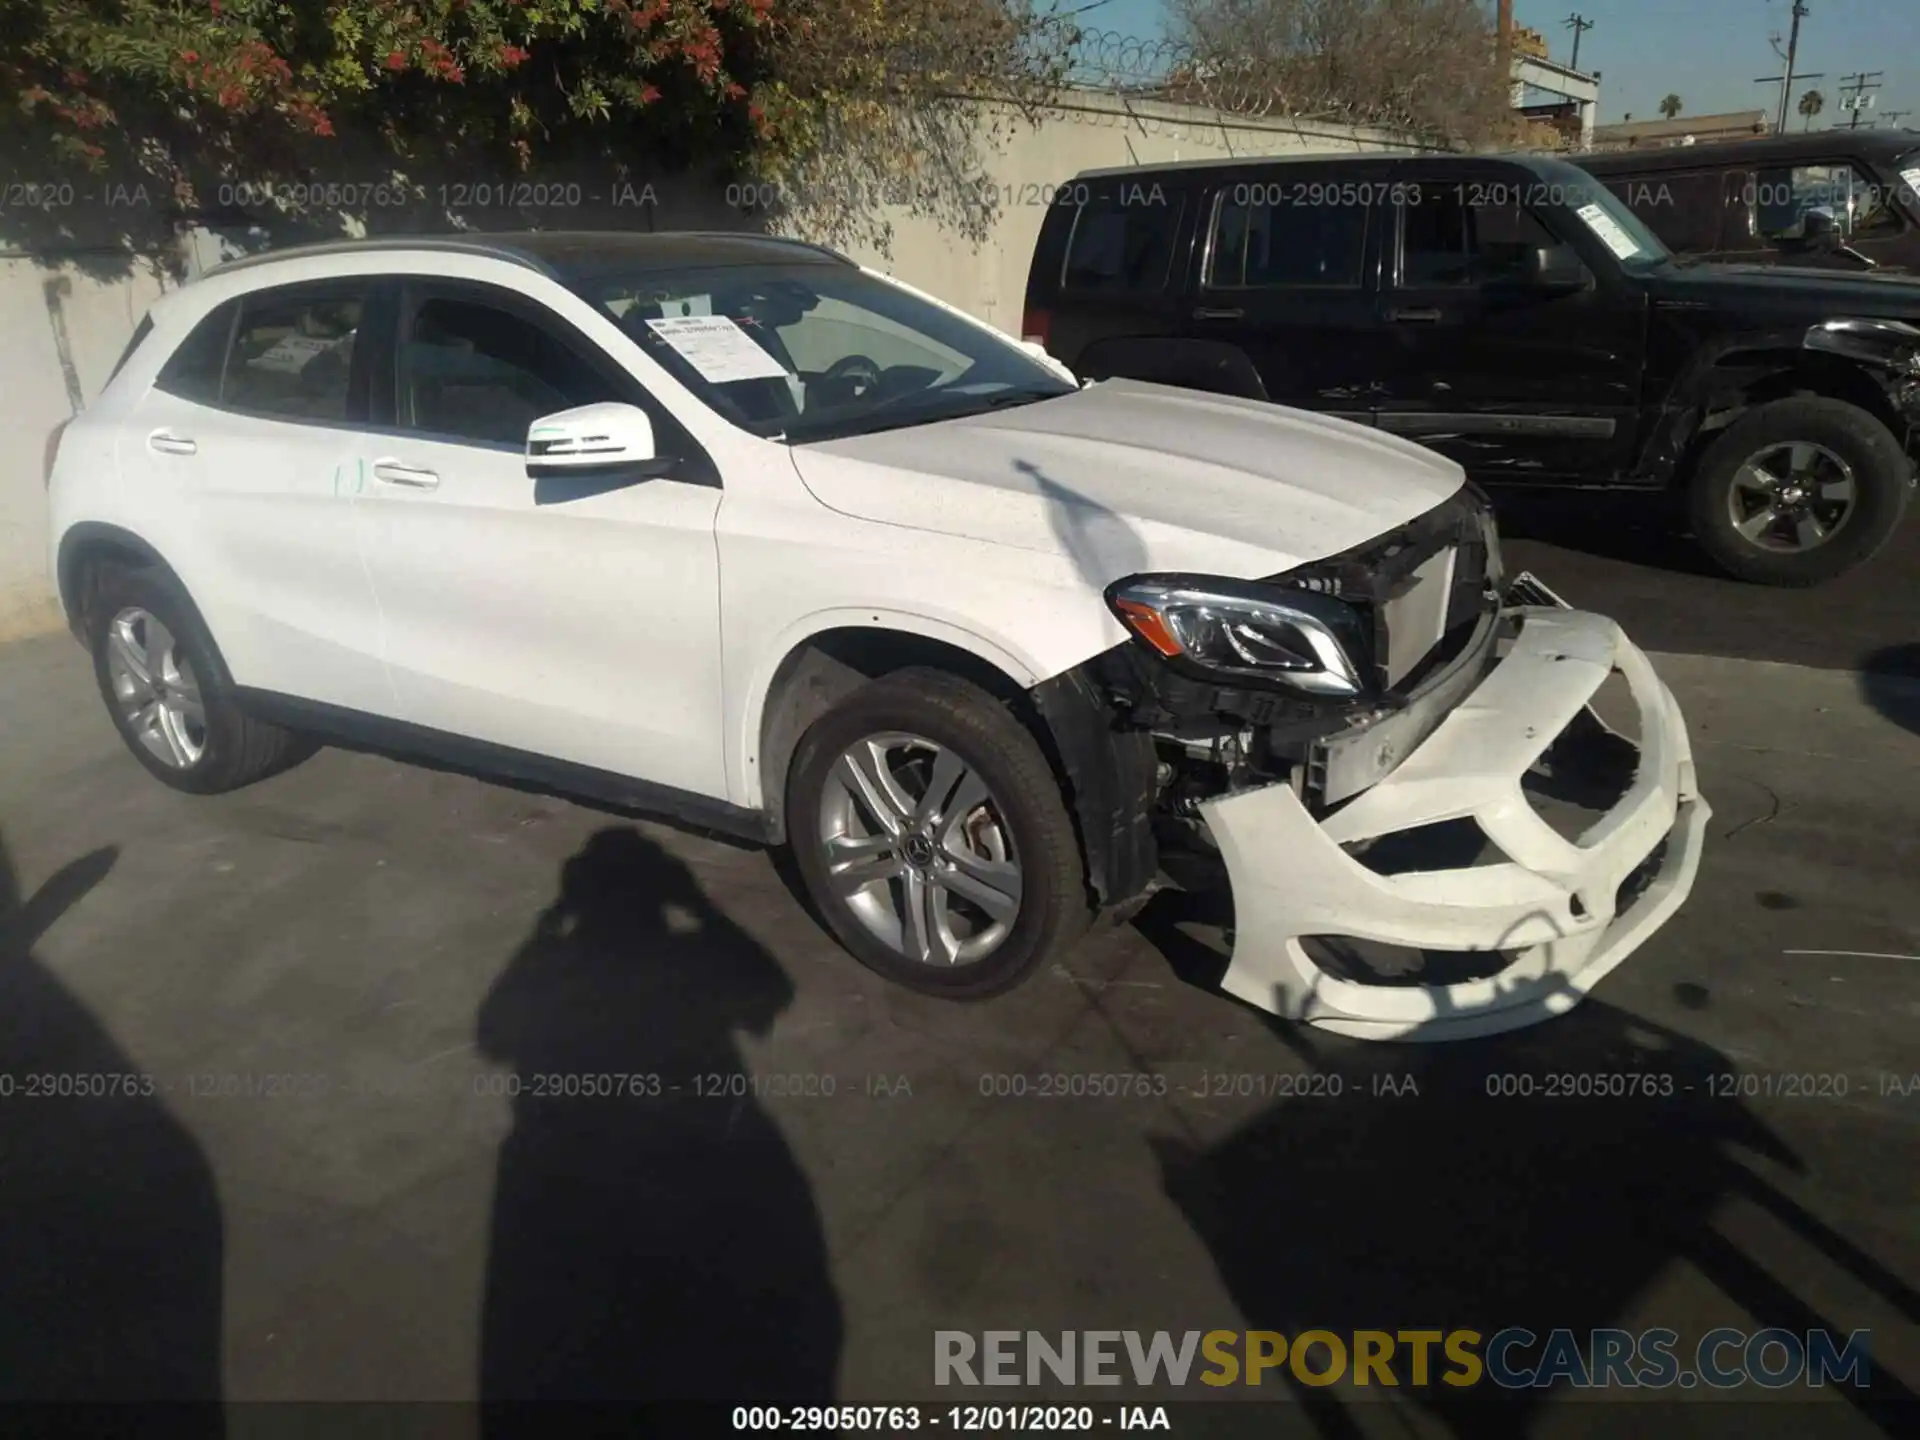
[1687,397,1913,586]
[785,668,1090,999]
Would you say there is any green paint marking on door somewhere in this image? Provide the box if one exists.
[356,457,366,495]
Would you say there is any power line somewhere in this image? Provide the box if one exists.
[1564,13,1594,73]
[1835,70,1884,130]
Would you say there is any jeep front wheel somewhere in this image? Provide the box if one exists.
[785,668,1090,999]
[1688,396,1912,586]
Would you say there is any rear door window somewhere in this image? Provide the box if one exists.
[1207,188,1369,288]
[1061,188,1187,294]
[1604,170,1726,252]
[224,287,367,422]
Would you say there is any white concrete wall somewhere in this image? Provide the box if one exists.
[0,93,1412,637]
[813,91,1415,334]
[0,255,173,638]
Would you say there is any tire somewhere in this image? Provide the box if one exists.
[785,667,1091,999]
[1687,397,1913,586]
[88,567,314,794]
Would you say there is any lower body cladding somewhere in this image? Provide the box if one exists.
[1198,605,1709,1041]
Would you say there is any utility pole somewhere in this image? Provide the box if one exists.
[1879,109,1912,128]
[1564,12,1594,72]
[1754,1,1816,136]
[1836,70,1883,129]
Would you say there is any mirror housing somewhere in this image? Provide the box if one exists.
[526,402,670,485]
[1800,205,1839,245]
[1018,337,1078,386]
[1520,243,1592,292]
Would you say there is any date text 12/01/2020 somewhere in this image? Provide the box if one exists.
[729,1406,1171,1431]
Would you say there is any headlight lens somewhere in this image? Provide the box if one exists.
[1106,575,1371,697]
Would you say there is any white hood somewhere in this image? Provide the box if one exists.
[789,379,1465,582]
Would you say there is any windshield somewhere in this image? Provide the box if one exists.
[569,262,1076,442]
[1564,179,1673,269]
[1899,151,1920,216]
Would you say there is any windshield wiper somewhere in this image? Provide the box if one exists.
[784,385,1068,443]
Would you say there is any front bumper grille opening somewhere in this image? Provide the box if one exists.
[1522,675,1644,842]
[1345,818,1508,876]
[1300,934,1521,988]
[1615,838,1670,914]
[1270,488,1495,699]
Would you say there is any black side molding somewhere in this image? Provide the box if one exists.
[233,688,773,845]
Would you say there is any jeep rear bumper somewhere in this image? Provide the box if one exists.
[1201,606,1708,1041]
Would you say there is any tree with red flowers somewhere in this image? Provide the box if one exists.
[1,0,1078,264]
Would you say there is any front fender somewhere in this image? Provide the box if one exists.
[1804,316,1920,372]
[731,607,1048,812]
[1641,318,1920,475]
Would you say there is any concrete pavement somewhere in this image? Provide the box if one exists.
[1,629,1916,1435]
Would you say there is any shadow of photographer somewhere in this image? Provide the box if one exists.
[0,832,224,1423]
[477,826,841,1424]
[1152,985,1917,1436]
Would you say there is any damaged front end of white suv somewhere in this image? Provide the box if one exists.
[1064,488,1709,1041]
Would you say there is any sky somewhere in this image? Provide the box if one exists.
[1073,0,1914,131]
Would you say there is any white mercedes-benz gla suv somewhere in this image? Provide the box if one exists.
[46,232,1709,1039]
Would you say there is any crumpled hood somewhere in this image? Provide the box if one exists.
[788,378,1465,582]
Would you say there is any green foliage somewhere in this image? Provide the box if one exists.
[3,2,776,193]
[1,1,1075,259]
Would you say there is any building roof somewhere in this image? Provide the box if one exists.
[1579,126,1920,171]
[1588,111,1771,150]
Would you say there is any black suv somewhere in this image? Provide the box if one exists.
[1022,152,1920,585]
[1574,129,1920,273]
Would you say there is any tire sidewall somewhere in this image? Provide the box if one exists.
[786,678,1084,1000]
[88,571,246,794]
[1689,398,1912,585]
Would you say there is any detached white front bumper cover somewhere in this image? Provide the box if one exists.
[1201,606,1709,1042]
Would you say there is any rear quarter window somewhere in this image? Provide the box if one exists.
[1061,186,1187,294]
[154,302,238,405]
[107,315,154,384]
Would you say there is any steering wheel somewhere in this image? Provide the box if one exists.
[822,354,883,398]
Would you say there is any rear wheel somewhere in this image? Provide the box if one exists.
[786,668,1090,999]
[1688,397,1912,585]
[89,568,314,793]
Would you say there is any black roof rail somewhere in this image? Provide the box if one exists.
[208,235,558,280]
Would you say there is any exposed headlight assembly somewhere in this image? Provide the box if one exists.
[1106,575,1373,698]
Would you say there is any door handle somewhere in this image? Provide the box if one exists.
[148,431,197,456]
[1193,306,1245,320]
[1389,307,1444,324]
[372,459,440,490]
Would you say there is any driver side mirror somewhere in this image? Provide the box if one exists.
[526,402,672,496]
[1519,243,1592,292]
[1800,205,1840,246]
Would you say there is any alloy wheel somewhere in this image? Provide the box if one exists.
[1727,441,1856,553]
[817,732,1023,967]
[105,606,208,770]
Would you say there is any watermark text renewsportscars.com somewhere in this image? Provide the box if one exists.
[935,1328,1873,1391]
